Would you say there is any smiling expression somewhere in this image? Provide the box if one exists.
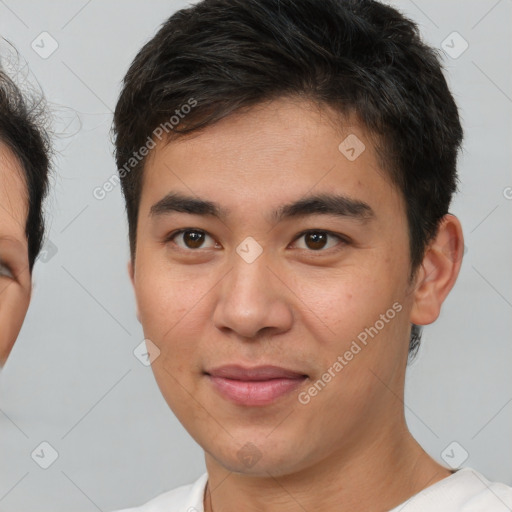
[130,97,419,475]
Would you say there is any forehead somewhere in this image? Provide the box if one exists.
[0,142,29,243]
[140,97,404,223]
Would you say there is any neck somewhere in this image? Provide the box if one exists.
[203,424,451,512]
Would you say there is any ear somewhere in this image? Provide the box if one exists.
[0,276,31,367]
[410,214,464,326]
[127,260,141,324]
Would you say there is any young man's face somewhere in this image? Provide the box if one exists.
[131,97,426,475]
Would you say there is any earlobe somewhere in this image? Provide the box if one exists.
[410,214,464,326]
[127,260,141,324]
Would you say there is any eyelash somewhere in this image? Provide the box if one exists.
[164,228,350,254]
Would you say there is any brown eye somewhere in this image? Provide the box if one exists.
[167,229,218,250]
[304,232,328,250]
[292,230,348,252]
[182,230,205,249]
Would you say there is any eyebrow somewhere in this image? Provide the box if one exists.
[150,191,375,224]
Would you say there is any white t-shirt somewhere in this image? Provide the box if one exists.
[114,467,512,511]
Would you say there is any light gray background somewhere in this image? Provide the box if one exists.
[0,0,510,510]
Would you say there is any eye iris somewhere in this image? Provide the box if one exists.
[305,232,327,250]
[184,230,205,249]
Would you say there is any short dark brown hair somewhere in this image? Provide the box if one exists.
[113,0,463,356]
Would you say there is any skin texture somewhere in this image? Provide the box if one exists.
[130,97,464,511]
[0,142,31,367]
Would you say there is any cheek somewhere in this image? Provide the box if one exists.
[295,271,407,391]
[293,265,397,338]
[0,285,30,365]
[136,271,205,400]
[134,264,209,350]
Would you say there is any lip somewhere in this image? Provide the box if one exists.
[205,365,308,406]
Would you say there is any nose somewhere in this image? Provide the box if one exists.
[212,251,294,340]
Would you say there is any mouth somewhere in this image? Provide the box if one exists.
[204,365,308,406]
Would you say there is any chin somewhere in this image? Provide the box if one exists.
[203,430,311,477]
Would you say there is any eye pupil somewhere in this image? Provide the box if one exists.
[305,232,327,250]
[184,230,205,248]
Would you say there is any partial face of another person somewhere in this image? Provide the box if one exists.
[0,142,31,366]
[129,97,460,476]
